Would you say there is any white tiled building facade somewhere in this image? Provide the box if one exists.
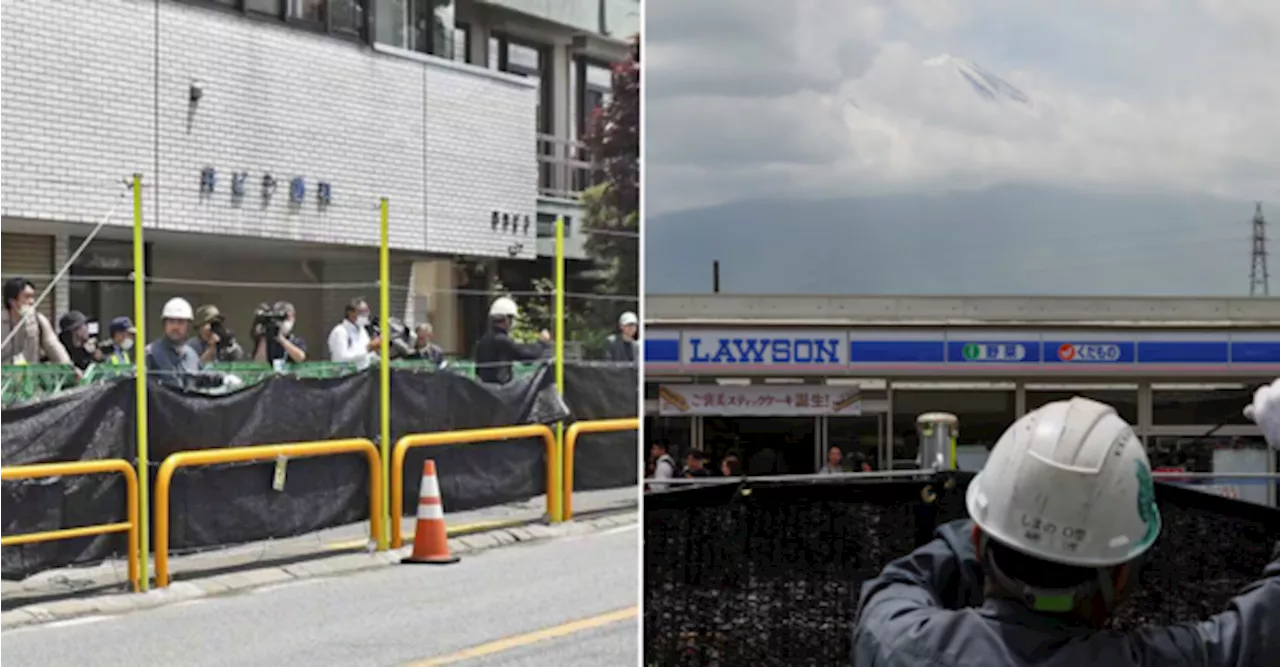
[1,0,636,354]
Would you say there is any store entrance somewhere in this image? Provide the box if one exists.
[701,417,818,476]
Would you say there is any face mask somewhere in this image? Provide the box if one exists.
[356,316,370,328]
[121,338,134,351]
[18,304,33,317]
[280,320,294,335]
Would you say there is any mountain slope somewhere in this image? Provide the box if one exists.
[923,54,1032,105]
[644,185,1252,296]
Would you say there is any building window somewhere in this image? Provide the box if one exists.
[330,0,363,34]
[289,0,325,22]
[245,0,283,15]
[488,34,550,133]
[453,22,470,63]
[372,0,455,57]
[536,213,572,238]
[209,1,363,38]
[572,57,613,141]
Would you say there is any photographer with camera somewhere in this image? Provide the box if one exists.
[57,310,104,371]
[252,301,307,367]
[189,304,244,366]
[327,297,380,365]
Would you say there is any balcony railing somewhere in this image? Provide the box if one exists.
[537,134,600,200]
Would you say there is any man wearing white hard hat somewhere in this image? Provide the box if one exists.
[145,297,202,389]
[473,296,549,385]
[605,311,639,363]
[853,382,1280,666]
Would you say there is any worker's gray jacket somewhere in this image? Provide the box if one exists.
[853,518,1280,667]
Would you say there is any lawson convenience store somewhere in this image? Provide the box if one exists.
[644,295,1280,504]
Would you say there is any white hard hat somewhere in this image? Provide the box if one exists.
[161,297,194,321]
[618,311,638,326]
[966,397,1161,568]
[489,297,518,319]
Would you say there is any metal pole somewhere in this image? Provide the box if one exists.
[553,215,566,523]
[377,198,391,551]
[130,173,151,591]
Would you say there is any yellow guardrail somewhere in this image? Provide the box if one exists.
[0,459,140,592]
[154,438,383,588]
[391,425,558,548]
[562,418,640,521]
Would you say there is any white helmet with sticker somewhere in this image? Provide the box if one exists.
[966,396,1161,568]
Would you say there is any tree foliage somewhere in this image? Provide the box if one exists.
[580,35,641,329]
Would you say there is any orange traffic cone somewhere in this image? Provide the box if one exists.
[402,459,460,565]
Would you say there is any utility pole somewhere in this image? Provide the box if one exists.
[1249,202,1269,297]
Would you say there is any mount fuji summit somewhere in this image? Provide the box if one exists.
[924,54,1032,106]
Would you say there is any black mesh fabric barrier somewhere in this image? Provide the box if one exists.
[643,473,1280,667]
[2,362,637,580]
[563,363,639,492]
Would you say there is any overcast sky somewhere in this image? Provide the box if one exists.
[645,0,1280,217]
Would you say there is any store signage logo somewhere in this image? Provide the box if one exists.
[960,343,1026,362]
[688,337,842,364]
[1058,343,1121,362]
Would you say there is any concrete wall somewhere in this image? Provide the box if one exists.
[1,0,538,259]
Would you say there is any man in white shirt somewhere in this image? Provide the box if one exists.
[647,441,677,492]
[327,297,381,366]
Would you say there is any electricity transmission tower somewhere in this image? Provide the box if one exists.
[1249,202,1269,297]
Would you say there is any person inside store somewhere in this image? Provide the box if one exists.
[189,303,244,365]
[57,310,103,371]
[720,454,743,477]
[146,297,202,389]
[473,296,550,385]
[327,297,380,366]
[106,316,136,366]
[604,311,639,363]
[682,449,712,478]
[852,381,1280,666]
[408,322,445,366]
[819,445,845,474]
[647,441,677,492]
[1,276,71,367]
[252,300,307,367]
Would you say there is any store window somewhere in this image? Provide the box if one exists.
[892,387,1016,464]
[1152,384,1256,426]
[645,415,693,467]
[828,415,883,470]
[702,416,818,476]
[1026,385,1139,425]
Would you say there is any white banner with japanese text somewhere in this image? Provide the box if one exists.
[657,385,862,417]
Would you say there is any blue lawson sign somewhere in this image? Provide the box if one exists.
[680,329,848,366]
[648,328,1280,375]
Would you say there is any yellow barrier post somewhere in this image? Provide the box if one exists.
[390,425,557,548]
[378,197,391,551]
[153,439,382,588]
[552,215,566,523]
[561,418,640,521]
[131,172,151,591]
[0,460,140,592]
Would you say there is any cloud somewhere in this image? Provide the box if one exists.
[645,0,1280,216]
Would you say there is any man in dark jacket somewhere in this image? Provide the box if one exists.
[473,296,549,385]
[852,385,1280,667]
[604,311,638,363]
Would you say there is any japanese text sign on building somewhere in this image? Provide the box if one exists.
[658,385,862,417]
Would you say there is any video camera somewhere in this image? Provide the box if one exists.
[253,303,289,340]
[368,316,414,358]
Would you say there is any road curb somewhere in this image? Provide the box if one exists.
[1,510,636,632]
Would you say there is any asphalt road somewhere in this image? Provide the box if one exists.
[1,523,639,667]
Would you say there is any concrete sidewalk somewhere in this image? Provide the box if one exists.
[1,486,637,617]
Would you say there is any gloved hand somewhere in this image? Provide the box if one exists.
[1244,378,1280,451]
